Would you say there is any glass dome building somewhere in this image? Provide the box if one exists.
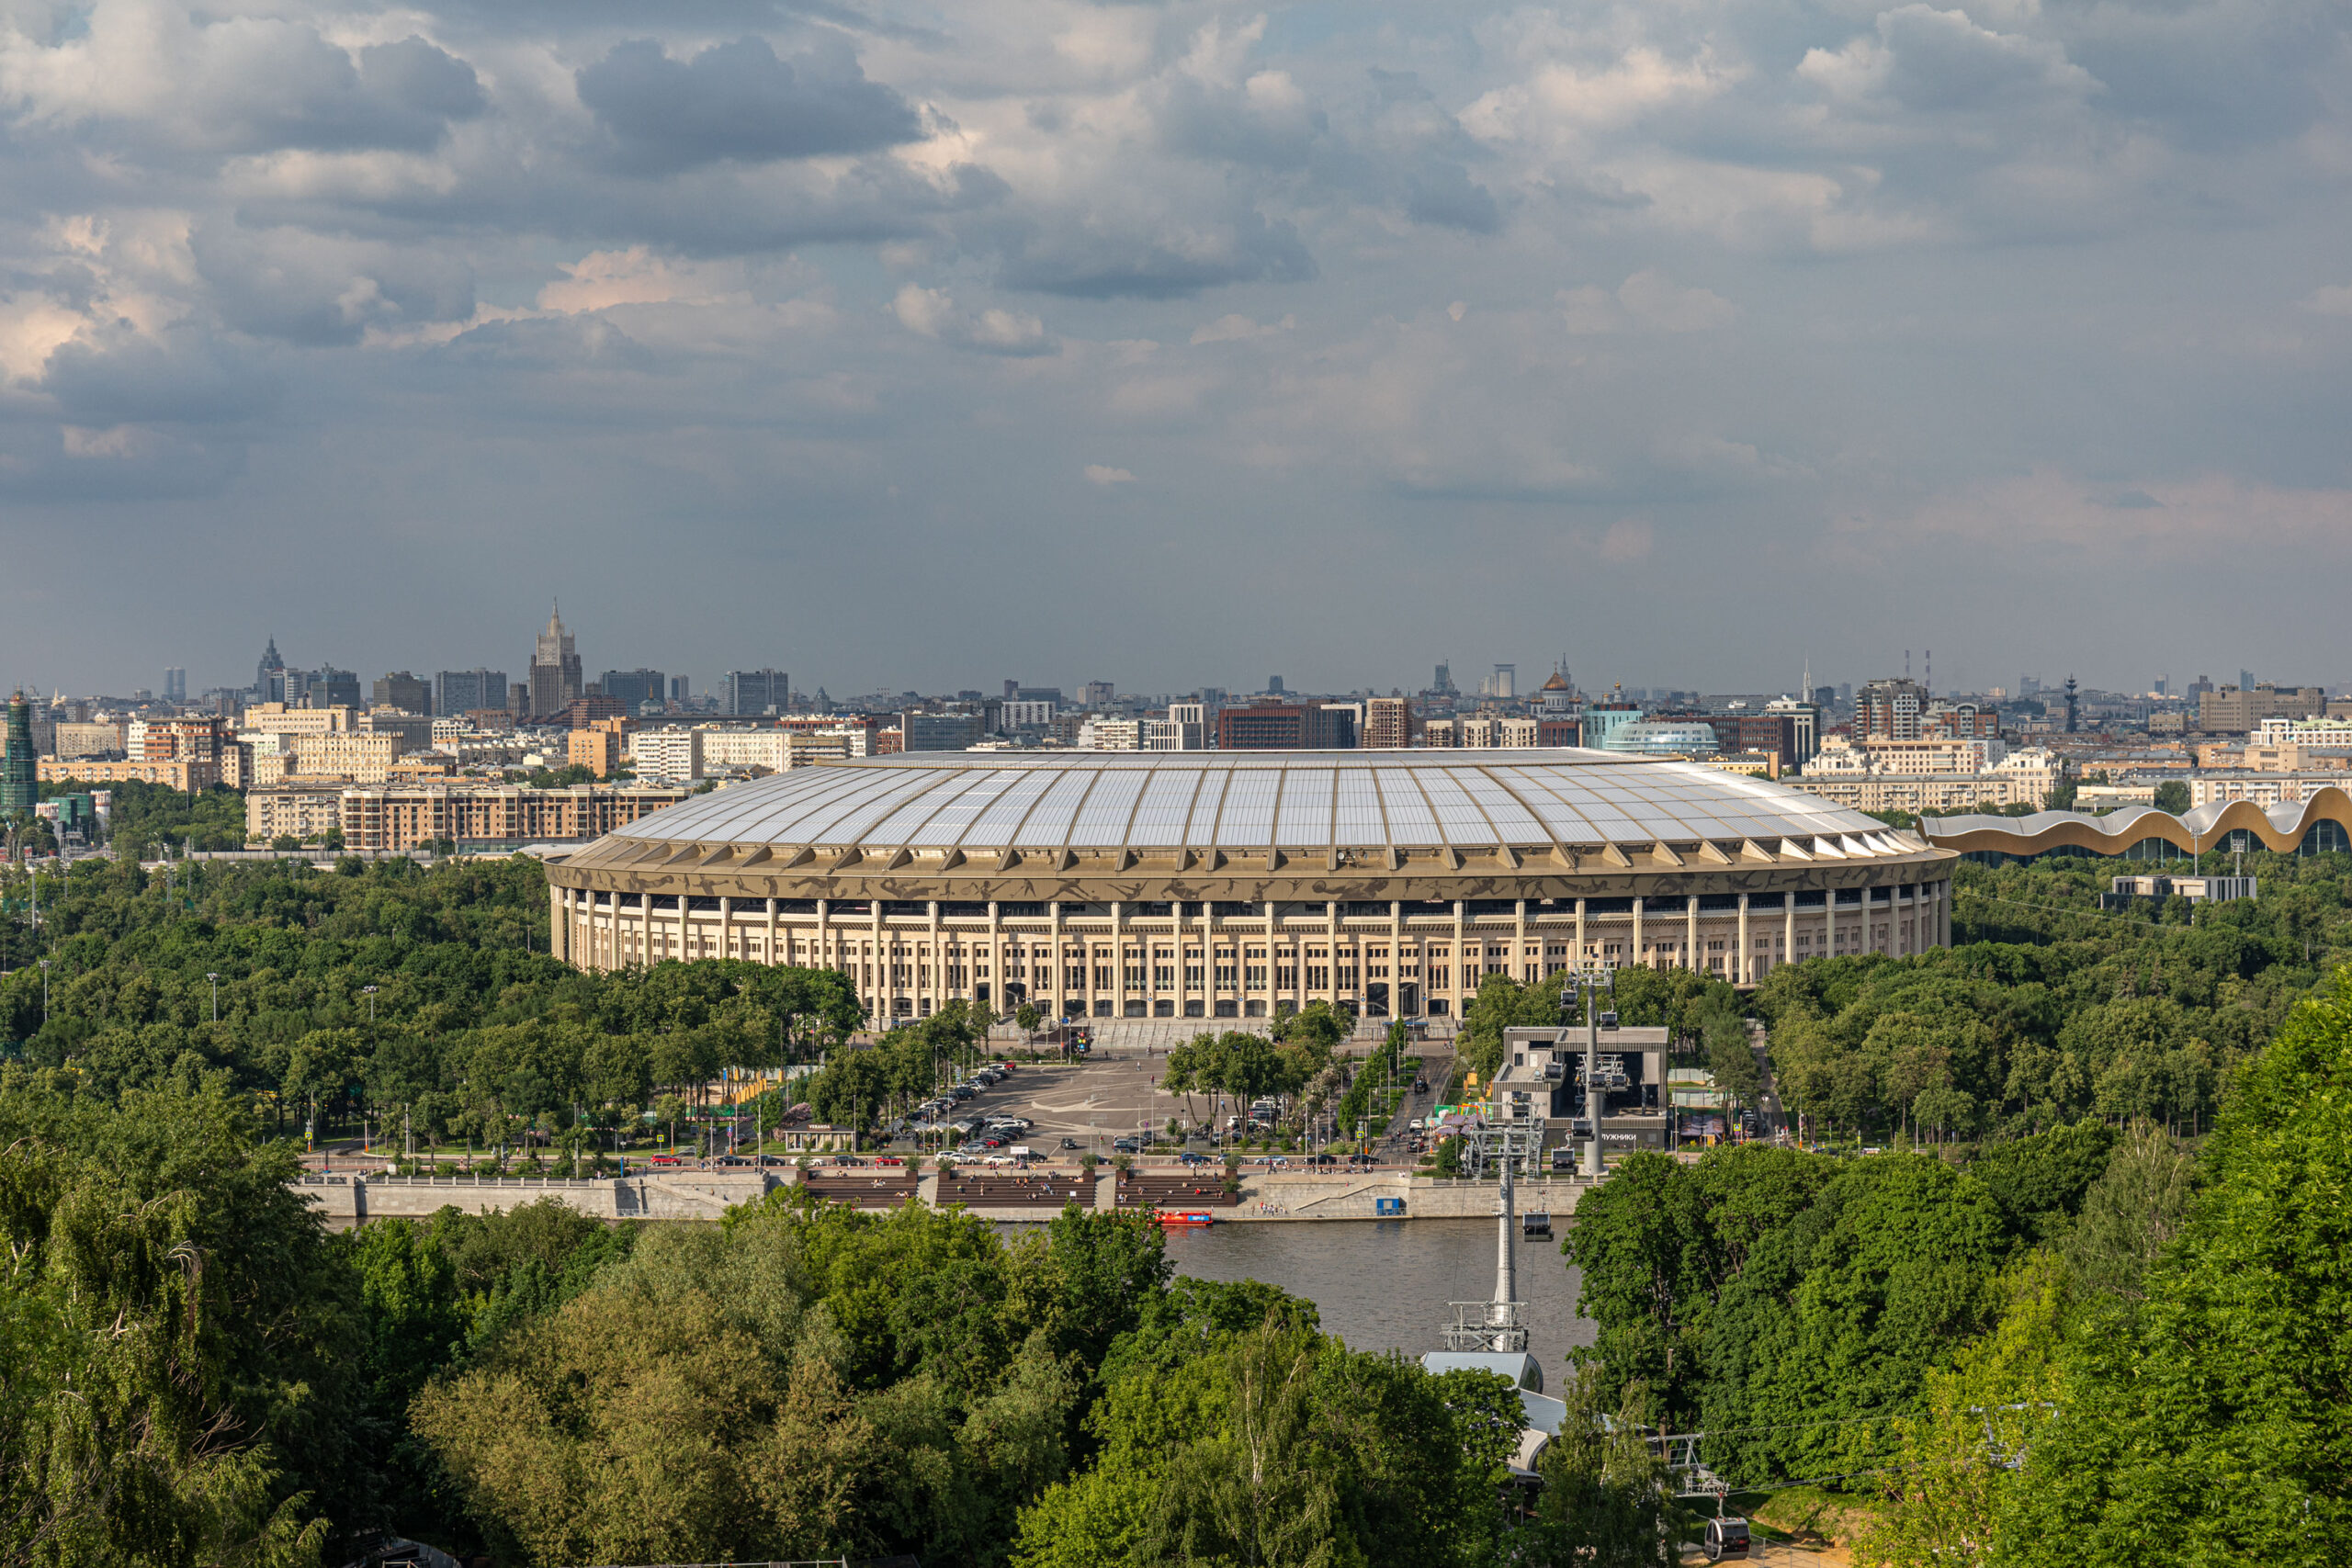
[1601,721,1723,758]
[544,749,1954,1021]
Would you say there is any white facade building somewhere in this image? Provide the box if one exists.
[632,728,704,784]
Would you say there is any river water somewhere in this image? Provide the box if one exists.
[1157,1219,1596,1392]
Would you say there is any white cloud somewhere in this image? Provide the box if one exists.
[1083,464,1136,485]
[1600,518,1654,561]
[2306,285,2352,318]
[1557,272,1736,333]
[1190,312,1295,344]
[892,284,1054,355]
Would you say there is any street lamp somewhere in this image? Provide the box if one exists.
[39,959,50,1027]
[207,972,220,1022]
[363,984,379,1022]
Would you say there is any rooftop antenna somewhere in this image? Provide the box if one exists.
[1905,649,1912,680]
[1926,649,1932,696]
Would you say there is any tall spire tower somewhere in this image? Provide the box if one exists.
[529,601,583,719]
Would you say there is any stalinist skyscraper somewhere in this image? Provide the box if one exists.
[529,603,582,719]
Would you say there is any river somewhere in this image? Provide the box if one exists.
[1157,1218,1595,1392]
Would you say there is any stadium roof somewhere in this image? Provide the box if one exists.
[609,750,1905,857]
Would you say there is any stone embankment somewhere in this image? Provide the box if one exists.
[293,1168,1586,1226]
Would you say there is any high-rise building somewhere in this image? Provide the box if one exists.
[313,667,362,709]
[1266,676,1286,695]
[725,669,789,716]
[1364,696,1412,749]
[670,675,692,705]
[164,667,186,703]
[1083,680,1115,708]
[1486,664,1517,701]
[1433,663,1454,694]
[254,637,285,701]
[373,671,432,714]
[435,669,508,716]
[1857,678,1930,741]
[1216,699,1352,749]
[529,603,582,719]
[2,692,36,816]
[601,669,666,713]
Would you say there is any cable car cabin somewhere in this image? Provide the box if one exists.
[1703,1516,1751,1561]
[1521,1211,1552,1239]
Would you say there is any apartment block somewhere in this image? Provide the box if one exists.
[246,784,348,843]
[289,732,408,784]
[337,783,692,853]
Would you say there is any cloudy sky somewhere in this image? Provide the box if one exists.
[2,0,2346,701]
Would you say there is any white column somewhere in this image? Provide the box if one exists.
[1783,897,1795,974]
[1632,897,1645,970]
[1685,895,1699,973]
[1736,892,1749,983]
[1575,897,1587,966]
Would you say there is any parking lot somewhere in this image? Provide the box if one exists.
[901,1056,1189,1156]
[899,1053,1445,1168]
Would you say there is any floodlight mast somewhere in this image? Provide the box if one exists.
[1557,967,1616,1179]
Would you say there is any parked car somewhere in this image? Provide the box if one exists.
[1111,1137,1142,1154]
[1060,1137,1083,1150]
[831,1155,865,1166]
[711,1154,752,1167]
[873,1156,905,1167]
[1177,1151,1209,1166]
[1304,1154,1338,1167]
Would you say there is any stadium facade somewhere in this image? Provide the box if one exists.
[544,750,1957,1021]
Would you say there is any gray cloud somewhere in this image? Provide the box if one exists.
[576,36,925,173]
[0,0,2344,697]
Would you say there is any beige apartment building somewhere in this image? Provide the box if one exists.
[337,783,692,852]
[290,732,408,784]
[241,703,358,738]
[51,722,126,758]
[39,756,221,790]
[247,784,348,842]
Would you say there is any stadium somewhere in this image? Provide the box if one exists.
[544,750,1957,1022]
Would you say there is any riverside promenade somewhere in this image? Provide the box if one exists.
[292,1164,1587,1227]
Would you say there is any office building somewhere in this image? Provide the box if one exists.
[670,675,692,705]
[2,693,35,815]
[2198,682,2328,735]
[1084,681,1115,708]
[373,671,432,715]
[1216,699,1352,750]
[529,604,583,719]
[164,667,186,702]
[545,750,1956,1018]
[436,669,508,717]
[903,712,984,752]
[725,669,790,716]
[600,669,666,713]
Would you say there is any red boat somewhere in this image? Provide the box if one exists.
[1156,1211,1216,1227]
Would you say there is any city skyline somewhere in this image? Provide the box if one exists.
[2,0,2346,694]
[7,606,2334,710]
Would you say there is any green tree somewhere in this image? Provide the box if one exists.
[2009,976,2352,1564]
[2152,780,2190,815]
